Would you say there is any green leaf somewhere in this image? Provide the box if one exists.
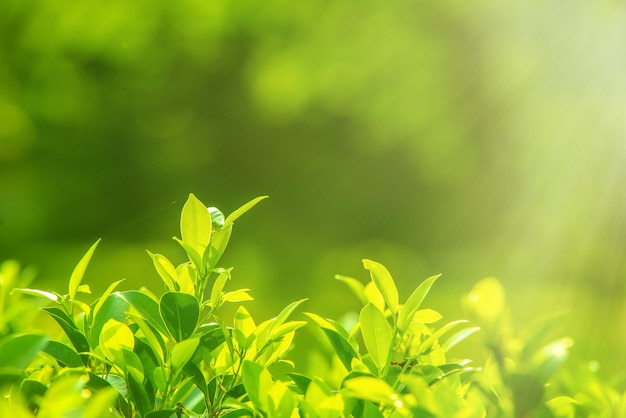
[397,274,441,332]
[41,307,90,354]
[242,360,272,412]
[119,290,168,336]
[170,338,200,373]
[204,223,233,270]
[359,304,393,371]
[147,252,178,292]
[411,308,443,324]
[418,320,468,355]
[175,263,196,295]
[224,196,268,226]
[285,372,312,394]
[234,306,256,349]
[321,328,358,371]
[173,237,203,272]
[342,376,403,408]
[209,268,231,308]
[11,288,61,303]
[335,275,368,305]
[0,334,48,368]
[362,259,398,315]
[89,293,129,349]
[222,289,253,303]
[159,292,200,342]
[128,373,152,417]
[198,323,227,353]
[91,279,125,327]
[69,239,101,301]
[43,340,83,368]
[181,193,213,254]
[270,321,307,342]
[184,361,208,397]
[441,326,480,352]
[100,319,135,363]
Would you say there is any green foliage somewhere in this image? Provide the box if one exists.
[0,194,621,417]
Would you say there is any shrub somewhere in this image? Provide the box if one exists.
[0,194,622,417]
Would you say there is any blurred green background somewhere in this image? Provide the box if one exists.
[1,1,625,370]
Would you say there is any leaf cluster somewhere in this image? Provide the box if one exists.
[0,194,622,417]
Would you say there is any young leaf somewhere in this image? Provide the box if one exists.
[397,274,441,332]
[180,193,213,254]
[170,338,200,373]
[159,292,200,342]
[441,326,480,352]
[223,196,268,227]
[89,293,129,349]
[342,376,403,408]
[173,237,203,272]
[118,290,168,336]
[99,319,135,363]
[209,268,231,308]
[204,223,233,270]
[359,304,393,372]
[362,259,398,314]
[335,275,368,305]
[234,306,256,349]
[242,360,272,412]
[175,263,196,295]
[69,239,101,301]
[91,279,125,327]
[147,252,178,291]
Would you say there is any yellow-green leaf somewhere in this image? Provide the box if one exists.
[359,303,392,371]
[100,319,134,364]
[224,196,268,227]
[181,193,213,254]
[362,259,398,314]
[69,239,101,301]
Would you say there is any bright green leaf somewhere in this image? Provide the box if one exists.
[397,274,441,332]
[91,279,125,327]
[335,275,367,305]
[360,303,393,371]
[147,252,178,292]
[441,327,480,352]
[176,263,196,295]
[224,196,268,226]
[89,293,128,349]
[119,290,169,336]
[342,376,403,408]
[222,289,253,303]
[362,259,398,315]
[181,193,213,254]
[411,308,443,324]
[11,288,60,303]
[170,337,200,373]
[204,223,233,270]
[242,360,272,412]
[69,239,101,301]
[100,319,135,363]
